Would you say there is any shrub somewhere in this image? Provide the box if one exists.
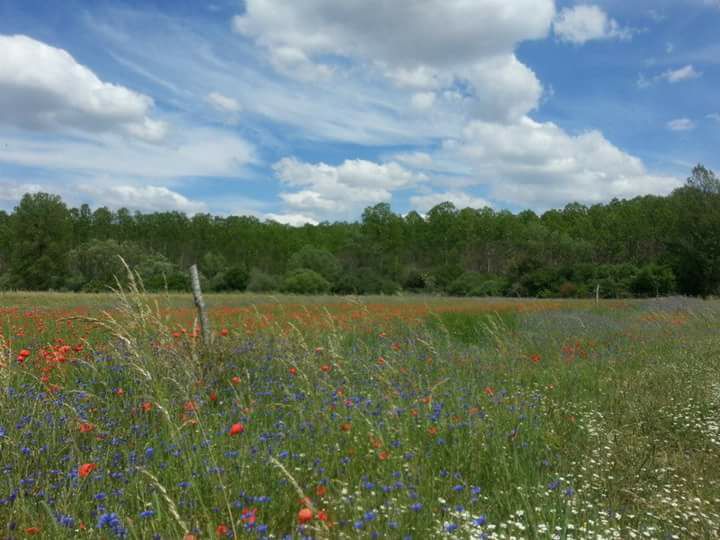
[214,265,249,292]
[282,268,331,294]
[447,272,486,296]
[246,269,281,292]
[333,270,399,295]
[559,281,578,298]
[288,246,341,284]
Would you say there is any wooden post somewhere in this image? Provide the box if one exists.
[595,283,600,306]
[190,264,211,347]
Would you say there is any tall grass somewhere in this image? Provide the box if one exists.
[0,288,718,538]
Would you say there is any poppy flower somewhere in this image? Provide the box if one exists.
[142,402,154,412]
[183,535,198,540]
[484,386,495,396]
[215,523,229,536]
[241,507,256,525]
[220,328,229,337]
[378,451,390,461]
[315,485,327,497]
[115,388,125,397]
[530,353,541,364]
[298,508,313,524]
[209,391,218,402]
[230,376,241,385]
[340,422,352,432]
[320,364,332,373]
[289,367,298,376]
[78,422,95,433]
[317,510,329,522]
[229,422,245,436]
[24,527,41,535]
[78,463,97,478]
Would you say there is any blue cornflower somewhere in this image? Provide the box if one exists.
[452,484,464,492]
[364,511,377,522]
[445,523,458,533]
[548,480,560,491]
[178,481,191,489]
[564,487,575,497]
[139,509,156,519]
[354,520,364,530]
[410,503,423,512]
[472,515,487,526]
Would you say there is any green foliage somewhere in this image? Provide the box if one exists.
[281,268,331,294]
[9,193,72,290]
[2,164,719,297]
[288,246,341,284]
[246,268,281,292]
[211,265,249,292]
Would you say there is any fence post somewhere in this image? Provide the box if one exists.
[189,264,211,347]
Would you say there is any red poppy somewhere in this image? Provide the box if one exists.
[209,391,218,402]
[231,376,241,385]
[241,507,257,525]
[229,422,245,436]
[340,422,352,432]
[484,386,495,396]
[317,510,329,522]
[78,422,95,433]
[215,523,229,536]
[78,463,97,478]
[183,400,198,412]
[142,402,154,412]
[289,367,298,376]
[115,388,125,397]
[24,527,41,535]
[220,328,229,337]
[320,364,332,373]
[298,508,313,524]
[315,485,327,497]
[427,426,439,437]
[378,451,390,461]
[530,353,541,364]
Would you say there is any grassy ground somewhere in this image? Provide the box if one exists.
[0,291,718,538]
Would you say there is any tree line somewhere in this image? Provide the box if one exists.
[1,165,719,298]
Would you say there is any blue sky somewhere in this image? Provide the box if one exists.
[0,0,718,224]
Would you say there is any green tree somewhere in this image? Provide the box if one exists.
[9,193,72,290]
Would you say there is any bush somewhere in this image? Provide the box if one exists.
[282,268,331,294]
[246,269,281,292]
[630,264,675,297]
[447,272,486,296]
[211,265,249,292]
[401,268,426,291]
[288,246,341,284]
[558,281,578,298]
[333,270,399,295]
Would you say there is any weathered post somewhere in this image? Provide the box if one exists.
[189,264,211,347]
[595,283,600,306]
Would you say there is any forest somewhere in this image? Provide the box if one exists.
[1,164,718,298]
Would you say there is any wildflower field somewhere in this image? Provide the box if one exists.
[1,290,719,539]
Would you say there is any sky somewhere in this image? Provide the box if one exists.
[0,0,718,224]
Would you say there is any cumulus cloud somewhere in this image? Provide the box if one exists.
[272,156,426,219]
[264,212,319,226]
[76,184,207,214]
[446,116,679,208]
[410,191,492,213]
[206,91,242,112]
[660,64,702,83]
[233,0,555,122]
[553,5,634,44]
[667,118,695,131]
[0,34,166,141]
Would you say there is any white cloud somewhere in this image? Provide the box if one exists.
[442,116,679,208]
[392,152,433,168]
[0,125,255,180]
[660,64,702,83]
[667,118,695,131]
[0,34,166,141]
[206,91,242,112]
[708,113,720,123]
[410,191,492,213]
[76,184,208,214]
[553,5,634,44]
[233,0,555,122]
[264,212,318,226]
[273,157,426,219]
[0,181,43,203]
[411,92,435,110]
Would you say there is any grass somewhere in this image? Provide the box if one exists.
[0,289,718,538]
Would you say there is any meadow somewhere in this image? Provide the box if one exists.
[0,287,719,539]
